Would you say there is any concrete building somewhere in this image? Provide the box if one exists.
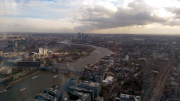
[120,94,141,101]
[44,87,60,98]
[39,48,48,55]
[68,86,95,100]
[43,49,48,54]
[62,91,91,101]
[1,67,12,75]
[125,55,129,61]
[8,57,22,66]
[76,81,101,98]
[39,48,44,54]
[102,76,114,86]
[94,96,104,101]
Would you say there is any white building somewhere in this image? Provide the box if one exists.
[39,48,44,54]
[44,49,48,54]
[39,48,48,55]
[124,55,129,61]
[102,76,114,86]
[1,67,12,75]
[120,94,141,101]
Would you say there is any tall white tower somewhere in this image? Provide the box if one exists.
[39,48,43,54]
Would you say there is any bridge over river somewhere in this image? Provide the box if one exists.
[0,41,113,101]
[42,62,82,74]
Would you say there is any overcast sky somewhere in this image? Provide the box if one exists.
[1,0,180,34]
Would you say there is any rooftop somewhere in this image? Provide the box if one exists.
[78,81,100,87]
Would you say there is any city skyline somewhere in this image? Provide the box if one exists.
[1,0,180,34]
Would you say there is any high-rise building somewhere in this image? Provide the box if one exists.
[76,81,101,98]
[39,48,44,54]
[43,49,48,54]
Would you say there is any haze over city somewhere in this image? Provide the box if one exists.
[1,0,180,34]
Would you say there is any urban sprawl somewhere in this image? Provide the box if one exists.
[0,33,179,101]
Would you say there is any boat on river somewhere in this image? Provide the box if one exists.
[53,75,57,78]
[31,76,38,80]
[0,89,7,93]
[20,88,26,92]
[0,85,13,94]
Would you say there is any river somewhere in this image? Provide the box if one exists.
[0,41,113,101]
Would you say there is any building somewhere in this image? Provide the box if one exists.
[61,78,101,101]
[76,81,101,98]
[1,67,12,75]
[44,87,60,97]
[125,55,129,61]
[102,76,114,86]
[68,86,95,100]
[94,96,104,101]
[62,91,91,101]
[17,61,40,67]
[8,57,22,66]
[43,49,48,54]
[33,86,60,101]
[120,94,141,101]
[39,48,44,54]
[39,48,48,55]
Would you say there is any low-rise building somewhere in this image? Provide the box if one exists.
[1,67,12,74]
[62,91,91,101]
[120,94,141,101]
[102,76,114,86]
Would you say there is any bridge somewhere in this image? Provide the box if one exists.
[41,62,82,74]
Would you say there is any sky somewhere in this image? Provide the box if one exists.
[0,0,180,34]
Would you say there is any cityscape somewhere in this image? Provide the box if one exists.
[0,33,179,101]
[1,0,180,101]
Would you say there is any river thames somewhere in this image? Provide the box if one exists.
[0,42,113,101]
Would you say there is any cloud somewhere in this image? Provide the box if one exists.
[166,7,180,18]
[0,0,180,34]
[74,0,167,31]
[0,17,80,33]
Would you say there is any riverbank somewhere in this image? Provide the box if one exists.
[0,41,113,101]
[60,41,114,71]
[0,71,40,90]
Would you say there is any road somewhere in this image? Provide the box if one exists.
[149,45,175,101]
[105,81,118,101]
